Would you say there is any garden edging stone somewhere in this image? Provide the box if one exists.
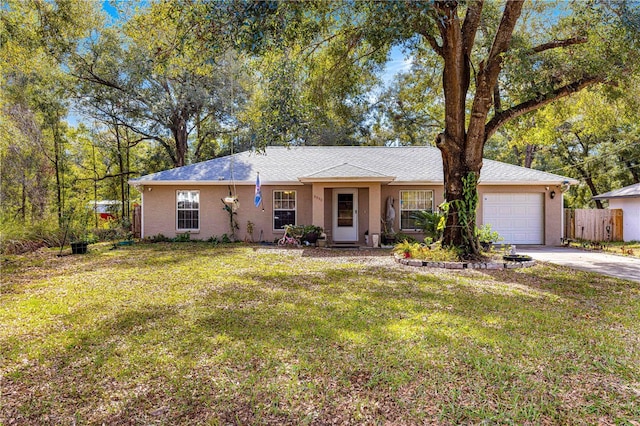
[395,255,536,270]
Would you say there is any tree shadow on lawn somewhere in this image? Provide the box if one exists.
[4,260,639,425]
[300,247,393,257]
[482,262,640,302]
[2,243,247,295]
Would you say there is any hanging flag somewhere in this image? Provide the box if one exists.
[254,173,262,208]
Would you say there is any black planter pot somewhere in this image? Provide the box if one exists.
[303,232,319,244]
[71,241,89,254]
[381,234,396,245]
[503,254,532,262]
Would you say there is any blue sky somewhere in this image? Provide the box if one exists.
[383,47,413,86]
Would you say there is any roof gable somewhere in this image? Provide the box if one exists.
[300,162,394,181]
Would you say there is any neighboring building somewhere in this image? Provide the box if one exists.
[593,183,640,242]
[129,146,577,246]
[92,200,121,220]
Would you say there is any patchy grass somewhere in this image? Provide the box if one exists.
[568,240,640,258]
[602,241,640,258]
[2,243,639,425]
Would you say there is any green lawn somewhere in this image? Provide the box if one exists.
[2,243,639,425]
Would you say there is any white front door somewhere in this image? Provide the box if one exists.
[333,189,358,242]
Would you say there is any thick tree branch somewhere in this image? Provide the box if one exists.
[485,0,524,76]
[485,75,605,139]
[421,31,443,57]
[531,36,588,54]
[493,81,502,112]
[465,1,523,166]
[461,0,484,56]
[75,171,139,182]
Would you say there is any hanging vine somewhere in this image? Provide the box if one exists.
[221,187,239,241]
[450,172,480,255]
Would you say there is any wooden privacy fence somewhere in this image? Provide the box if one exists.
[132,204,142,238]
[564,209,623,242]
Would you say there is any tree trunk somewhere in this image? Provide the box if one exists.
[53,121,63,226]
[432,1,522,258]
[20,169,27,221]
[584,176,604,209]
[439,142,481,256]
[125,136,131,221]
[92,142,99,228]
[172,115,189,167]
[115,123,127,221]
[524,144,537,168]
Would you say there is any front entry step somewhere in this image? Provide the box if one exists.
[330,243,360,249]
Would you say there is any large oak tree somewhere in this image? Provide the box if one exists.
[227,0,639,257]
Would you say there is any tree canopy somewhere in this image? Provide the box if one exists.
[2,0,639,256]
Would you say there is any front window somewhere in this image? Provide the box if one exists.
[400,190,434,230]
[273,190,296,230]
[177,190,199,231]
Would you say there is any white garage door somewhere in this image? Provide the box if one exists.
[482,193,544,244]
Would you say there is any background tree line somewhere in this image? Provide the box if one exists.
[1,0,639,255]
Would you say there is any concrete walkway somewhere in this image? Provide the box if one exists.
[517,246,640,283]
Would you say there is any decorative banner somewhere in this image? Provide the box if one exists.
[254,173,262,208]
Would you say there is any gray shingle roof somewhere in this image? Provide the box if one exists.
[593,182,640,200]
[301,163,393,180]
[130,146,576,186]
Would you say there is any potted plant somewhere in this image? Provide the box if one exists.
[67,210,92,254]
[379,232,394,245]
[70,226,90,254]
[476,224,504,251]
[317,232,327,248]
[302,225,323,245]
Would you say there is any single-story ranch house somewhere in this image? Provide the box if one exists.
[593,182,640,242]
[129,146,577,246]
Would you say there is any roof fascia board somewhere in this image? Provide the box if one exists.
[593,194,639,200]
[387,181,442,186]
[477,180,578,186]
[298,177,395,183]
[128,180,304,186]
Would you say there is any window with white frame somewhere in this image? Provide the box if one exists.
[400,190,434,230]
[273,190,296,230]
[176,190,200,231]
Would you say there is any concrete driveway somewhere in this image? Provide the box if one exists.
[517,246,640,283]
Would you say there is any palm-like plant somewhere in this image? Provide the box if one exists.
[412,210,445,241]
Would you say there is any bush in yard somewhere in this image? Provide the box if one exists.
[145,233,172,243]
[412,210,446,241]
[0,219,64,254]
[476,224,504,249]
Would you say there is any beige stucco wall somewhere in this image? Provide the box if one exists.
[141,184,312,242]
[139,182,562,245]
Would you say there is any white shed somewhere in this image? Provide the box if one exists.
[593,183,640,242]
